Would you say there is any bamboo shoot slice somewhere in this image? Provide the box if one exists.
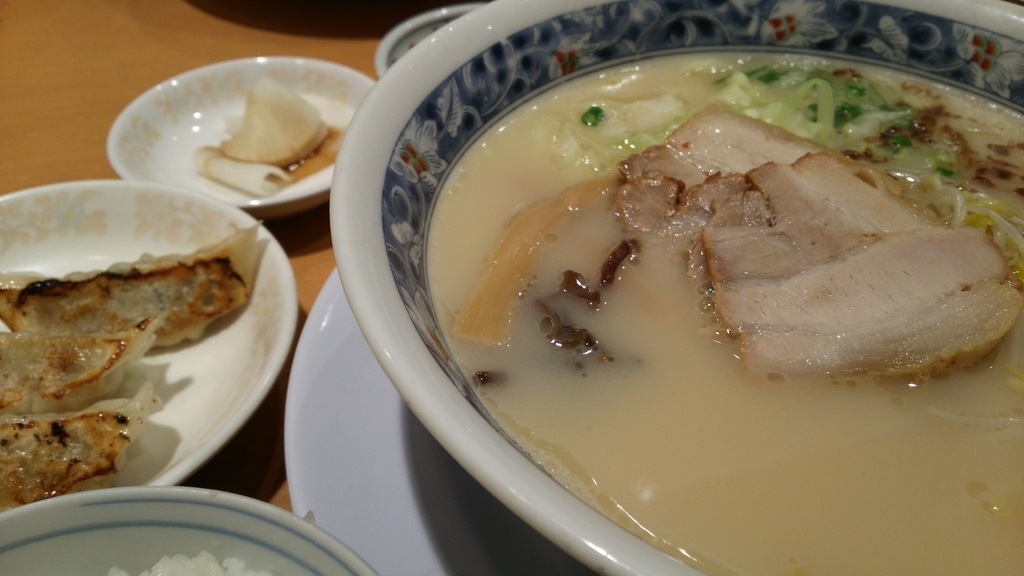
[453,175,619,344]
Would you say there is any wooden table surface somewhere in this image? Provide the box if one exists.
[0,0,460,511]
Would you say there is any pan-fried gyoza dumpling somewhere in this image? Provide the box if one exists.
[220,77,328,167]
[0,383,161,510]
[0,318,159,415]
[0,226,259,347]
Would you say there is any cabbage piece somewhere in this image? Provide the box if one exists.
[535,95,688,171]
[741,78,838,147]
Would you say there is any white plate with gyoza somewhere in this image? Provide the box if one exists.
[0,179,297,508]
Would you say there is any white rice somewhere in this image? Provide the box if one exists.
[107,551,272,576]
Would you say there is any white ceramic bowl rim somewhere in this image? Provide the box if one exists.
[0,486,377,576]
[332,0,1024,574]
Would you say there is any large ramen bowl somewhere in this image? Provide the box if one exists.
[331,0,1024,574]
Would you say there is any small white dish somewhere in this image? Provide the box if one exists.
[0,485,379,576]
[374,4,486,77]
[0,180,298,490]
[108,56,374,220]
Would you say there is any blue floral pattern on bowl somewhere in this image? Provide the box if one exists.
[382,0,1024,404]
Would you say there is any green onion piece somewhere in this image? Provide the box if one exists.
[935,152,955,177]
[842,80,867,99]
[834,102,863,124]
[879,106,915,129]
[887,135,913,153]
[581,106,605,127]
[895,117,916,129]
[748,66,784,84]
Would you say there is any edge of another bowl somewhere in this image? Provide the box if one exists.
[0,485,379,576]
[374,3,488,77]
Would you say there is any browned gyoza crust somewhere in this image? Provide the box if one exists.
[0,226,258,347]
[0,386,157,509]
[0,413,128,506]
[0,259,245,346]
[0,319,159,415]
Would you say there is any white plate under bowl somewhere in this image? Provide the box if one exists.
[0,180,298,489]
[0,485,378,576]
[107,56,374,220]
[284,270,597,576]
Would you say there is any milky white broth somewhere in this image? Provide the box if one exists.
[427,54,1024,576]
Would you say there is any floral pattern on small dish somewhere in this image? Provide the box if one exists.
[378,0,1024,404]
[134,192,235,246]
[0,189,106,257]
[116,117,162,181]
[147,67,352,127]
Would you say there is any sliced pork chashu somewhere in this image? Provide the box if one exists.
[714,227,1013,333]
[614,105,828,244]
[703,153,933,286]
[613,106,1023,376]
[706,152,1023,376]
[614,107,830,279]
[618,105,828,188]
[741,281,1022,375]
